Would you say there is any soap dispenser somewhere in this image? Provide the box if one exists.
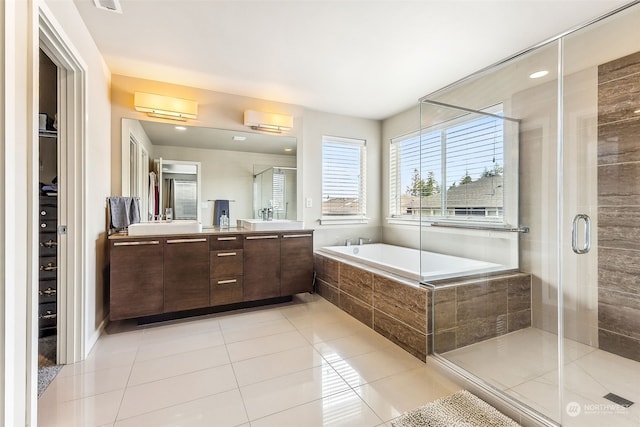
[219,210,230,229]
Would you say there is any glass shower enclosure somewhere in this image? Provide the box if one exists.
[253,166,297,220]
[422,3,640,426]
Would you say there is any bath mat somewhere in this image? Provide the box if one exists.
[38,365,63,398]
[392,390,520,427]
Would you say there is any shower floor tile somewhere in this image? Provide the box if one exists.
[443,327,640,425]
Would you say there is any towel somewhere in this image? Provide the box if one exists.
[109,197,141,230]
[213,199,230,226]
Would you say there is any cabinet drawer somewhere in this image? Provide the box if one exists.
[39,256,58,280]
[39,302,57,328]
[210,249,243,277]
[209,234,242,251]
[210,276,243,306]
[39,281,57,304]
[39,232,58,256]
[39,219,57,232]
[39,205,57,220]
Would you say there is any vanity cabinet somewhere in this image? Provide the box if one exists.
[281,232,314,295]
[210,234,243,305]
[243,234,281,301]
[109,239,164,320]
[164,237,210,312]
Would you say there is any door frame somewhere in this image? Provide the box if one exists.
[37,3,87,367]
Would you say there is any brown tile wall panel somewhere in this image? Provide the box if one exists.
[339,263,373,304]
[324,257,340,286]
[598,163,640,207]
[598,329,640,363]
[339,292,373,328]
[597,74,640,125]
[433,287,456,332]
[317,279,339,306]
[313,255,325,280]
[374,309,427,361]
[598,247,640,294]
[457,315,507,349]
[433,330,457,354]
[373,275,426,334]
[456,278,508,324]
[598,50,640,84]
[598,117,640,165]
[598,288,640,341]
[508,310,531,333]
[598,207,640,251]
[508,274,531,313]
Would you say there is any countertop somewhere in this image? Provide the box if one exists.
[108,226,314,240]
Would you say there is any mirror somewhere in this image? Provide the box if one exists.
[155,158,201,221]
[122,118,297,226]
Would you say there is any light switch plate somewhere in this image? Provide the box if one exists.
[306,197,312,208]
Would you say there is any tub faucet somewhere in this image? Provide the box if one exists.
[358,237,370,245]
[345,239,352,246]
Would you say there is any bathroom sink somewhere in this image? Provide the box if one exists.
[127,220,203,236]
[238,219,304,231]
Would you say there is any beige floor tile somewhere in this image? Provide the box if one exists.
[139,317,221,344]
[114,389,248,427]
[128,344,230,386]
[240,364,350,420]
[226,330,308,362]
[135,329,225,362]
[313,329,394,362]
[221,317,297,344]
[355,366,461,421]
[40,365,130,403]
[232,344,324,386]
[298,317,371,344]
[117,364,237,420]
[37,389,124,427]
[249,389,383,427]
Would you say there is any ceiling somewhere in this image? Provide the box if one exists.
[73,0,631,120]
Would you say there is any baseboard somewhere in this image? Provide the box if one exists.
[85,316,107,359]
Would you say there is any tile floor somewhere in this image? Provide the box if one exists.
[38,294,462,427]
[444,327,640,427]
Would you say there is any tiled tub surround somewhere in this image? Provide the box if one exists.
[314,251,531,362]
[598,50,640,362]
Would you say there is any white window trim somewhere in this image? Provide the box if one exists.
[320,215,370,225]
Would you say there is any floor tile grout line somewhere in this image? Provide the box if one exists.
[112,342,140,426]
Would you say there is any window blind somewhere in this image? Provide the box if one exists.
[322,136,366,216]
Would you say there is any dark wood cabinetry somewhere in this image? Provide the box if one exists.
[109,230,313,321]
[164,237,210,312]
[109,239,164,320]
[243,234,281,301]
[38,196,58,337]
[210,234,243,305]
[281,233,314,295]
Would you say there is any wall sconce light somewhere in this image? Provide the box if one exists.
[134,92,198,121]
[244,109,293,133]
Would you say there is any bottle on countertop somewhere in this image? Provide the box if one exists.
[220,210,230,229]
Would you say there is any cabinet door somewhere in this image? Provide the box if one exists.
[243,234,281,301]
[110,239,164,320]
[164,237,209,312]
[281,233,314,295]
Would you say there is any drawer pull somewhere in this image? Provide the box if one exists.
[246,235,279,240]
[217,279,237,285]
[167,238,207,244]
[282,234,312,238]
[217,236,237,241]
[114,241,160,246]
[217,252,237,257]
[39,311,57,320]
[40,240,58,248]
[40,263,57,272]
[39,287,57,296]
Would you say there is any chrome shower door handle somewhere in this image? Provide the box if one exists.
[571,214,591,254]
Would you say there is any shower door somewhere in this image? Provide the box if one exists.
[560,4,640,426]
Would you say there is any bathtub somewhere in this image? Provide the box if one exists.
[319,243,507,282]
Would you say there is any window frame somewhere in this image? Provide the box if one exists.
[320,135,368,225]
[389,104,517,227]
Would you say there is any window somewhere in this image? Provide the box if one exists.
[390,106,508,223]
[322,136,366,218]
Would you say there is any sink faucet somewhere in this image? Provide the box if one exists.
[358,237,370,245]
[345,239,352,246]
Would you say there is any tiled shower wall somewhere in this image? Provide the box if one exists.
[598,50,640,362]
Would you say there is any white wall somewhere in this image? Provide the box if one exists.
[302,109,382,248]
